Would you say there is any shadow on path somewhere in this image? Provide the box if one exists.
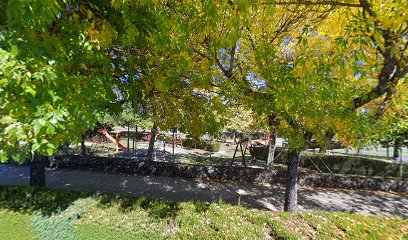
[0,164,407,217]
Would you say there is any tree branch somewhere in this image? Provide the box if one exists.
[214,49,230,77]
[260,1,362,8]
[229,43,237,74]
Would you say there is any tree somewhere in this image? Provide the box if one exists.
[364,81,408,158]
[224,105,266,132]
[104,102,153,131]
[106,3,228,161]
[0,0,123,186]
[162,1,342,212]
[1,0,406,213]
[163,0,407,212]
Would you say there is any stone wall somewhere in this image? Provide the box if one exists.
[52,155,408,192]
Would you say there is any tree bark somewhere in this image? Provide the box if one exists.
[30,153,46,187]
[266,114,278,170]
[81,133,86,157]
[147,124,158,162]
[393,138,402,158]
[284,150,301,213]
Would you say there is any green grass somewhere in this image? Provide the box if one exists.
[0,210,35,240]
[0,185,407,239]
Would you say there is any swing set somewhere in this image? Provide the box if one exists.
[230,137,250,167]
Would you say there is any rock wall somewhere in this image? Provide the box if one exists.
[52,155,407,192]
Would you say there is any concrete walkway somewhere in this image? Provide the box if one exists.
[0,164,407,217]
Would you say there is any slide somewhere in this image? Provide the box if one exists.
[255,139,269,146]
[100,129,128,151]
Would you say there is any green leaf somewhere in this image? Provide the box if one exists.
[0,151,8,163]
[46,124,56,134]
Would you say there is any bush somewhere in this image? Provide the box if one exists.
[205,142,220,152]
[249,146,285,162]
[181,138,197,148]
[248,146,407,178]
[157,135,175,143]
[300,155,408,178]
[181,138,220,152]
[166,135,172,143]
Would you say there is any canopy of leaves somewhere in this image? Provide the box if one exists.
[1,0,406,161]
[0,0,121,161]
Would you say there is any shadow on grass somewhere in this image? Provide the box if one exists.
[0,185,185,220]
[0,185,92,216]
[0,182,225,222]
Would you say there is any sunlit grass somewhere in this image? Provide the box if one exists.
[0,185,406,239]
[0,210,35,240]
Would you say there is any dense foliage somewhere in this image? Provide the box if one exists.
[0,1,119,162]
[1,0,406,212]
[181,138,221,152]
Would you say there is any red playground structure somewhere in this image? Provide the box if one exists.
[99,129,165,154]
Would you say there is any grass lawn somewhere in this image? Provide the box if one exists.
[0,210,35,240]
[0,185,406,239]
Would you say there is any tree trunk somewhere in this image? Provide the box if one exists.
[393,138,402,158]
[147,124,158,162]
[266,114,278,170]
[81,133,86,157]
[284,150,301,213]
[30,153,46,187]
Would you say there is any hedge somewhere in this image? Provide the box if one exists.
[249,146,407,178]
[299,155,408,178]
[181,138,220,152]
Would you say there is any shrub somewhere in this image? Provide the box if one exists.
[181,138,220,152]
[181,138,197,148]
[300,155,408,178]
[205,142,220,152]
[249,146,285,162]
[248,147,407,178]
[164,135,173,143]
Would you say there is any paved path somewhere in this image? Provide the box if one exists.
[1,164,407,217]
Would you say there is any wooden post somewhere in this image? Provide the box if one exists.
[231,142,240,167]
[240,141,247,167]
[127,125,130,152]
[115,133,119,158]
[133,127,135,155]
[135,125,138,154]
[163,134,166,153]
[173,130,175,160]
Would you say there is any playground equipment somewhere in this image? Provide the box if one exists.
[230,138,250,167]
[100,129,128,151]
[99,129,165,156]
